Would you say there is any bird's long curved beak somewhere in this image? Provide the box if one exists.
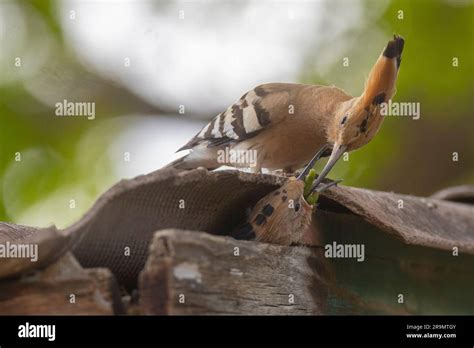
[310,143,347,190]
[296,144,330,181]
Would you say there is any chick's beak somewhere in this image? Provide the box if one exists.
[313,179,343,193]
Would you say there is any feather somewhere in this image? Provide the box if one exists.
[177,84,291,152]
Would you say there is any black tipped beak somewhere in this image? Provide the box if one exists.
[310,179,342,195]
[383,34,404,59]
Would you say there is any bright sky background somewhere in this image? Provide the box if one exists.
[54,0,375,177]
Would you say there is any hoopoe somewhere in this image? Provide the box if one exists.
[232,147,342,245]
[168,35,404,185]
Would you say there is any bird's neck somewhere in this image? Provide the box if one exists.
[353,102,386,150]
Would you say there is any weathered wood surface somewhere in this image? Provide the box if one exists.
[0,169,472,315]
[1,169,473,289]
[322,185,474,254]
[431,185,474,204]
[139,229,332,315]
[0,223,71,279]
[139,227,474,315]
[0,253,123,315]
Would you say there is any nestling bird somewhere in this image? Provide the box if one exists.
[232,147,341,245]
[167,35,404,186]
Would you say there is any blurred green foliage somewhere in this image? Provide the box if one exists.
[304,0,473,193]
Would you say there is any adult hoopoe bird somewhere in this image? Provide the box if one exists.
[167,35,404,186]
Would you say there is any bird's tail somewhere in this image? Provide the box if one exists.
[162,155,196,170]
[362,34,404,104]
[163,154,218,171]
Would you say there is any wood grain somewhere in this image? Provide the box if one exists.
[139,229,331,315]
[0,253,123,315]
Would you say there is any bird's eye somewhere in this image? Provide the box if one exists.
[341,115,348,125]
[294,201,300,212]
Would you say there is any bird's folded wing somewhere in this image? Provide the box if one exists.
[177,83,297,151]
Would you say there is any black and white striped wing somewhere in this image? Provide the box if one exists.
[178,85,285,151]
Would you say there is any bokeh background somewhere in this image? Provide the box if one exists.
[1,0,473,228]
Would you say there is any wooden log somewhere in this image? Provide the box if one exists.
[139,225,474,315]
[0,253,124,315]
[139,229,332,315]
[0,223,70,279]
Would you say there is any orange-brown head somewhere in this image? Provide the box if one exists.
[233,176,340,245]
[234,178,311,245]
[314,35,404,188]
